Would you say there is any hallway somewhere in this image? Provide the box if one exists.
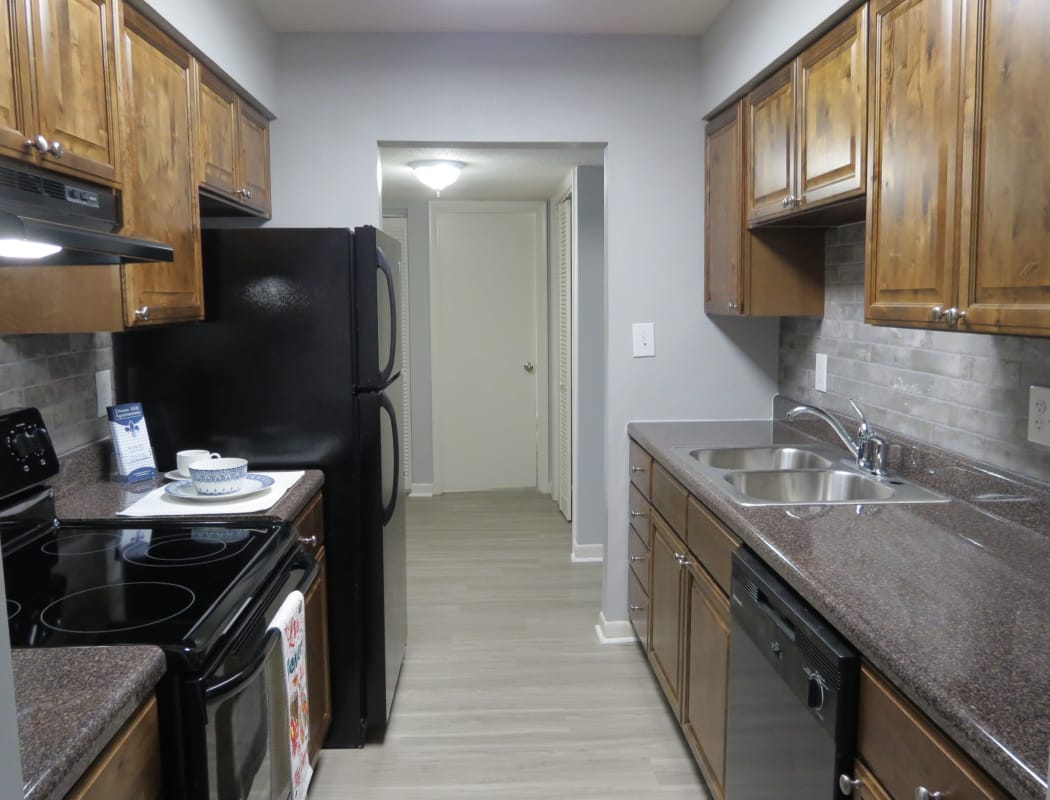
[309,490,710,799]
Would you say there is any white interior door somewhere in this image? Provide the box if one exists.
[431,202,544,492]
[556,194,572,521]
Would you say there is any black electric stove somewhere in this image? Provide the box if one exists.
[0,407,314,799]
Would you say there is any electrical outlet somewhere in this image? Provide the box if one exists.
[632,323,655,358]
[95,369,113,418]
[1028,385,1050,446]
[815,353,828,393]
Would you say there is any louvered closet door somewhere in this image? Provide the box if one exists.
[556,195,572,522]
[382,215,411,488]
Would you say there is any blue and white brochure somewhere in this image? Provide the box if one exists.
[107,402,157,483]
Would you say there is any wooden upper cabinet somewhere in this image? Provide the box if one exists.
[957,0,1050,335]
[0,0,34,161]
[746,64,795,223]
[865,0,966,326]
[26,0,120,185]
[119,5,202,327]
[705,101,744,315]
[196,65,272,218]
[747,7,867,225]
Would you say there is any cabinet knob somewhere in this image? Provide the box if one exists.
[727,301,738,311]
[26,134,48,154]
[630,465,646,474]
[629,509,648,518]
[48,140,64,159]
[838,775,862,795]
[930,305,946,322]
[134,306,151,321]
[298,534,318,548]
[915,788,944,800]
[629,604,645,612]
[674,552,691,568]
[629,554,648,563]
[781,197,789,208]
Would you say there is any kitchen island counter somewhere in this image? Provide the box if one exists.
[628,418,1050,800]
[14,645,166,800]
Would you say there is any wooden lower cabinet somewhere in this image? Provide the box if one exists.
[647,513,685,713]
[681,560,730,799]
[65,695,162,800]
[852,762,893,800]
[295,491,331,761]
[627,567,649,647]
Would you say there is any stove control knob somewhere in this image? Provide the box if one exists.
[12,432,33,459]
[27,426,50,454]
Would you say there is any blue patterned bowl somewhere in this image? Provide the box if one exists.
[188,457,248,495]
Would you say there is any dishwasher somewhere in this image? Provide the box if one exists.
[725,548,860,800]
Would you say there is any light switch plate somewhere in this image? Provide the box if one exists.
[632,322,655,358]
[95,369,113,418]
[1028,385,1050,446]
[815,353,828,393]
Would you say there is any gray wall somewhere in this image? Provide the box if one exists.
[574,166,606,549]
[780,222,1050,480]
[0,334,113,455]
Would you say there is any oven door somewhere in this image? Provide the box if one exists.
[202,554,317,800]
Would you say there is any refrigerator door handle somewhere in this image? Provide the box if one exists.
[377,248,399,386]
[379,390,400,525]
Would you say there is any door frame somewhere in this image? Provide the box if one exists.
[428,200,549,495]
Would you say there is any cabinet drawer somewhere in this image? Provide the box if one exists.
[628,523,650,592]
[628,484,651,536]
[686,496,740,596]
[628,567,649,647]
[629,440,653,498]
[652,462,688,535]
[857,665,1008,800]
[294,491,325,557]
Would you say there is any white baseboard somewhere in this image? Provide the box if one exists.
[594,612,637,645]
[409,483,434,497]
[571,542,604,563]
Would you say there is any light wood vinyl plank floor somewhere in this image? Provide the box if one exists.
[309,490,710,799]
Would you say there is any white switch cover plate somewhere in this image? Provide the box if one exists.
[632,322,655,358]
[1028,385,1050,446]
[815,353,828,393]
[95,369,113,418]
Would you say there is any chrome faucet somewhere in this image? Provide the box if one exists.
[786,399,886,475]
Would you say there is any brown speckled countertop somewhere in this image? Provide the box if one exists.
[628,419,1050,800]
[14,646,166,800]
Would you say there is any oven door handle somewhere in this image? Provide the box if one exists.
[293,549,319,594]
[204,628,281,702]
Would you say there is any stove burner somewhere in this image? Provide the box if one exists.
[7,599,19,620]
[40,531,123,556]
[123,532,251,567]
[40,581,196,634]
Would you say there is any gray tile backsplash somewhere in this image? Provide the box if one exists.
[779,222,1050,481]
[0,334,112,454]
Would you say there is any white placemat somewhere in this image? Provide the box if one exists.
[116,471,305,517]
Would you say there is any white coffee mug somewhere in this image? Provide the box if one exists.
[176,449,220,476]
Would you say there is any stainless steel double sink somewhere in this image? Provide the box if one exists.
[686,444,948,506]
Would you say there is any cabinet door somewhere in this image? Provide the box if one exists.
[305,546,332,761]
[648,514,684,714]
[196,65,239,197]
[119,6,202,328]
[29,0,119,184]
[65,696,162,800]
[853,762,893,800]
[747,64,795,224]
[704,101,744,315]
[959,0,1050,334]
[681,561,730,800]
[865,0,966,326]
[238,100,271,216]
[797,6,867,209]
[0,0,33,162]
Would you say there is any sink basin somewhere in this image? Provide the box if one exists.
[691,446,836,471]
[724,469,895,504]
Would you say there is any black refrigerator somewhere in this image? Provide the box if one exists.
[114,225,407,748]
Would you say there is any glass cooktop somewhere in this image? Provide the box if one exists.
[3,520,295,667]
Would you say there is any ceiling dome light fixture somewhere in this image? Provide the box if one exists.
[409,160,465,196]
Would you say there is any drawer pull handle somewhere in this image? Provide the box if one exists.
[915,789,944,800]
[629,555,648,563]
[629,510,648,518]
[839,775,861,795]
[630,465,646,473]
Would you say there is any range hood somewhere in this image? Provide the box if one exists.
[0,161,174,266]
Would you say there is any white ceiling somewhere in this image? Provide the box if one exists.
[251,0,730,36]
[381,144,605,203]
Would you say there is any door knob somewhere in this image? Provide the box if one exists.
[523,362,534,373]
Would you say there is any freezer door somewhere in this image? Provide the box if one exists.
[353,226,402,391]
